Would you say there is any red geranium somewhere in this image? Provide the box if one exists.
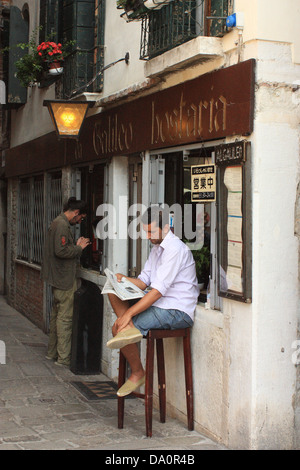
[37,41,64,63]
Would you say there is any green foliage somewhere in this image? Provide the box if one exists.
[15,52,44,88]
[191,245,210,286]
[3,27,75,88]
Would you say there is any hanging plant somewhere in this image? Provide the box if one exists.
[7,29,74,87]
[116,0,148,20]
[116,0,172,18]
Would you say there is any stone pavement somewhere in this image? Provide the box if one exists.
[0,295,227,451]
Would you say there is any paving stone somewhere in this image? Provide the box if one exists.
[0,296,228,451]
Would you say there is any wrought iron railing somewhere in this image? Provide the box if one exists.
[62,46,104,99]
[140,0,233,60]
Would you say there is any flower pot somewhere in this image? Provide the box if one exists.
[48,61,63,75]
[118,0,148,20]
[144,0,172,10]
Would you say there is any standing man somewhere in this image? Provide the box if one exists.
[42,197,90,367]
[106,206,199,397]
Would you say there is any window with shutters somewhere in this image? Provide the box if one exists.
[140,0,233,60]
[62,0,105,98]
[39,0,105,98]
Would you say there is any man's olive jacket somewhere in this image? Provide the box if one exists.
[41,213,82,290]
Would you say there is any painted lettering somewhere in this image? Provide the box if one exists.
[93,115,133,156]
[151,93,227,146]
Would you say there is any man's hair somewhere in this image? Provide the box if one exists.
[64,197,88,215]
[141,206,169,230]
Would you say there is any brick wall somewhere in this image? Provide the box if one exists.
[15,263,44,330]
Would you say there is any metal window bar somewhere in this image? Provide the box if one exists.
[63,47,103,99]
[141,0,198,59]
[207,0,233,37]
[17,181,31,261]
[48,177,63,227]
[140,0,232,60]
[32,180,45,264]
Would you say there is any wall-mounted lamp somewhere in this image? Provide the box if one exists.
[43,100,95,139]
[43,53,129,139]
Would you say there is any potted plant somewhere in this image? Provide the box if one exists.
[37,41,65,75]
[11,30,74,87]
[116,0,148,20]
[144,0,173,10]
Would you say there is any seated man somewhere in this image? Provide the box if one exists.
[106,206,199,397]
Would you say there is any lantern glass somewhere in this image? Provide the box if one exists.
[44,100,93,138]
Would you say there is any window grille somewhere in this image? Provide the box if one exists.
[48,176,63,227]
[62,0,105,98]
[17,181,31,260]
[32,180,44,264]
[140,0,233,60]
[17,174,62,266]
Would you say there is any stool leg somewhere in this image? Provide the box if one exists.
[183,330,194,431]
[156,338,166,423]
[117,350,126,429]
[145,335,154,437]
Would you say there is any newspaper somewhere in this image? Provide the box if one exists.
[102,268,146,301]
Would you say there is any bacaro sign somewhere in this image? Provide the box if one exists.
[88,59,255,159]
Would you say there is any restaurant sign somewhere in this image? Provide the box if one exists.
[5,60,255,177]
[79,59,255,162]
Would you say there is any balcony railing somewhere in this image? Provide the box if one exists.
[140,0,233,60]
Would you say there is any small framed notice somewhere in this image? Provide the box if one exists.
[216,141,252,303]
[191,164,216,202]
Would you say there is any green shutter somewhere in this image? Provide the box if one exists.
[7,6,29,104]
[62,0,95,97]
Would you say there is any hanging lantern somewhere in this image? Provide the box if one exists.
[43,100,94,139]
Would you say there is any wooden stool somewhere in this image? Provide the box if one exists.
[117,328,193,437]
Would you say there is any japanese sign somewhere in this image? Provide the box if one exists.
[191,164,216,202]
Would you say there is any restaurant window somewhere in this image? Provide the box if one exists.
[77,163,107,273]
[39,1,105,98]
[150,147,219,309]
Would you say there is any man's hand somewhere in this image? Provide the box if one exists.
[76,237,91,250]
[114,310,133,333]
